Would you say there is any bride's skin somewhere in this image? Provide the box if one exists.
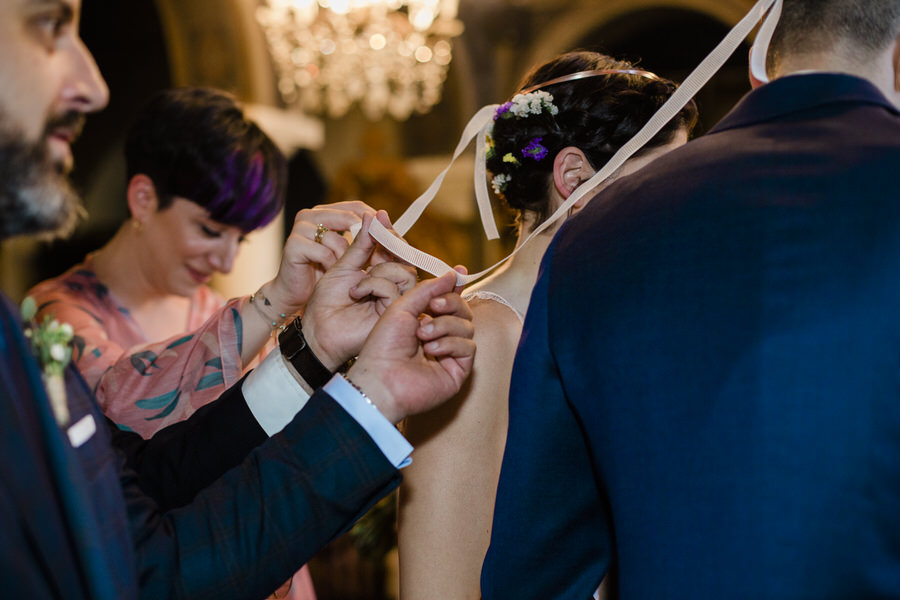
[398,131,688,600]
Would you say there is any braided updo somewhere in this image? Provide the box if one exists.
[486,51,698,229]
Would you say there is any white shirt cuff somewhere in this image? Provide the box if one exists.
[242,349,311,436]
[324,375,413,469]
[242,350,413,468]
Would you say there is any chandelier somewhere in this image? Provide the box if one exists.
[256,0,463,121]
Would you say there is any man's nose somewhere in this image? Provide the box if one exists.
[62,36,109,114]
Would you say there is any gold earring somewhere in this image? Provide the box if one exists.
[132,219,143,232]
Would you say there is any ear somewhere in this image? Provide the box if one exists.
[553,147,593,206]
[748,46,767,89]
[126,174,159,224]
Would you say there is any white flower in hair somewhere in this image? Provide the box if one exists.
[508,90,559,118]
[491,173,511,196]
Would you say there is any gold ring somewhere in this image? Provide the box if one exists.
[314,223,329,244]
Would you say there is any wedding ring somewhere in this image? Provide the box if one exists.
[314,223,329,244]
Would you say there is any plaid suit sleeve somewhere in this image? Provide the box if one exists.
[120,388,401,600]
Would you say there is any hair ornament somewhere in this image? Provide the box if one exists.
[522,137,549,161]
[502,153,520,166]
[494,90,559,121]
[491,173,511,196]
[485,132,496,159]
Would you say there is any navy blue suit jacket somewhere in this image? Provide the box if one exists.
[482,74,900,599]
[0,295,401,599]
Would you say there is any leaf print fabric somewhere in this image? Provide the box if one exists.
[26,255,272,438]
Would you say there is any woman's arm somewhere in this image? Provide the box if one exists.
[398,298,522,599]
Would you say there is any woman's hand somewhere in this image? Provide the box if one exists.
[266,201,376,316]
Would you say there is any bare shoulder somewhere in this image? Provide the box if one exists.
[466,294,524,349]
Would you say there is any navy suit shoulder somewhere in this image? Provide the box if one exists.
[486,74,900,599]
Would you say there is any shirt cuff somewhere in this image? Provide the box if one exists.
[243,349,311,436]
[324,374,413,469]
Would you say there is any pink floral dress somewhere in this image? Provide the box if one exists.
[27,255,251,437]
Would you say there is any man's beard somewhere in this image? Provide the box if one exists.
[0,111,85,241]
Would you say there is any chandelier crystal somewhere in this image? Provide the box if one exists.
[256,0,463,121]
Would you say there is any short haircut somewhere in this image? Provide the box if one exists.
[124,88,286,233]
[769,0,900,70]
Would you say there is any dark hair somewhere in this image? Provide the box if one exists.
[769,0,900,72]
[486,51,698,228]
[124,87,286,233]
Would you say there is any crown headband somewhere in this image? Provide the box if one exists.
[365,0,784,286]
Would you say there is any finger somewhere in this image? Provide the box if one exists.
[367,262,418,294]
[423,336,477,361]
[434,350,476,388]
[350,276,403,303]
[427,291,473,320]
[284,231,341,268]
[386,270,458,320]
[318,229,351,258]
[370,211,409,266]
[417,312,475,343]
[328,213,378,272]
[289,220,351,257]
[452,265,468,293]
[311,200,376,219]
[293,202,374,234]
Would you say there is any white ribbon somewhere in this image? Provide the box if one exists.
[369,0,784,286]
[391,105,499,239]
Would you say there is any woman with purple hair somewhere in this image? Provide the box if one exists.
[27,87,367,438]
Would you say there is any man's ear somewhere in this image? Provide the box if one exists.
[126,174,159,224]
[748,46,767,89]
[553,147,592,204]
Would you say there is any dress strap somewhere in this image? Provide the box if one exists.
[462,291,524,323]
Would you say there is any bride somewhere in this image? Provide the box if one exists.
[397,50,698,599]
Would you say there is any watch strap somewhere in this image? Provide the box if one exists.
[278,317,332,389]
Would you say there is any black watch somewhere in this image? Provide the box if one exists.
[278,317,332,389]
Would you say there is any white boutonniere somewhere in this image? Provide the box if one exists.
[21,297,74,426]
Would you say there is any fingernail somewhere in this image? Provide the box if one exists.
[425,341,439,353]
[432,297,447,310]
[421,323,435,335]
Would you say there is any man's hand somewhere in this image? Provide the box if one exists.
[344,270,475,424]
[265,201,376,316]
[302,212,417,370]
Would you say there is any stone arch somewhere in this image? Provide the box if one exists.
[524,0,757,71]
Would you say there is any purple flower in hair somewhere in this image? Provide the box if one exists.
[494,102,513,121]
[522,137,548,161]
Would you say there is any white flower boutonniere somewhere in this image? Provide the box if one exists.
[21,297,74,426]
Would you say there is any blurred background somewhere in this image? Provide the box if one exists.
[0,0,758,596]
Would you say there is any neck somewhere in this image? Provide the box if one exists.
[91,223,170,310]
[466,211,561,316]
[775,44,899,105]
